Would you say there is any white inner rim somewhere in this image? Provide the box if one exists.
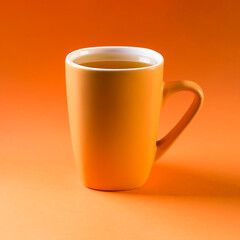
[66,46,164,71]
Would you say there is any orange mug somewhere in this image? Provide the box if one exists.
[65,46,203,191]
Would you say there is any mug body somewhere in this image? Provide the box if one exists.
[66,46,164,190]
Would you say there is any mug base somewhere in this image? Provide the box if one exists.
[84,183,144,192]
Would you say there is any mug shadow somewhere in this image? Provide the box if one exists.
[122,161,240,197]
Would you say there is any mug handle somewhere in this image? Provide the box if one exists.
[155,80,204,161]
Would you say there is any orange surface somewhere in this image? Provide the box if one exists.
[0,0,240,239]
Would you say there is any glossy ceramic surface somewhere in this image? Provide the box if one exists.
[66,46,203,190]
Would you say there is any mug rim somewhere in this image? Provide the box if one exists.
[65,46,164,71]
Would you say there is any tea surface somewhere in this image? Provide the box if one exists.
[79,61,152,69]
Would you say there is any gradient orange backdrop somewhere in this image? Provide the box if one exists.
[1,0,240,239]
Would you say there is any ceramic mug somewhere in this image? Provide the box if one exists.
[65,46,203,191]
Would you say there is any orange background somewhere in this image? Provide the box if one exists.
[1,0,240,239]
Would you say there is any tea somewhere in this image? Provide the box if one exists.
[79,60,152,69]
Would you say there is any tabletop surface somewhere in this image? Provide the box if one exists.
[1,107,240,240]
